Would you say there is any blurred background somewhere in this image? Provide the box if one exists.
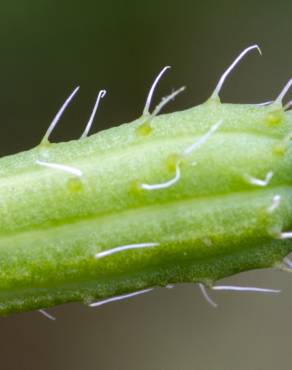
[1,0,292,369]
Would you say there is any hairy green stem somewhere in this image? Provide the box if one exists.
[0,98,291,315]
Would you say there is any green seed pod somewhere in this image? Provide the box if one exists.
[0,45,292,316]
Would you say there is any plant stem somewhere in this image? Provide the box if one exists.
[0,100,291,314]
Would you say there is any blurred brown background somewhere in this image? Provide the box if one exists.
[1,0,292,369]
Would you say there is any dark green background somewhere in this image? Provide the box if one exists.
[1,1,292,369]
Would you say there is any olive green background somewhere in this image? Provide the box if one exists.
[1,1,292,369]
